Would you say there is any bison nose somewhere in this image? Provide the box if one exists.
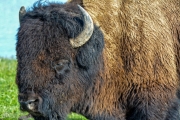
[20,99,39,111]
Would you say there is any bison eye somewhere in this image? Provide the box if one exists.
[52,59,70,75]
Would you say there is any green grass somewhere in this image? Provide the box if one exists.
[0,58,87,120]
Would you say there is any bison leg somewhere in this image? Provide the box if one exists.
[125,91,180,120]
[165,98,180,120]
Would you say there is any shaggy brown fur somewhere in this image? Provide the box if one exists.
[69,0,180,119]
[16,0,180,120]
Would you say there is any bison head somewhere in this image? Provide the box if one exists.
[16,2,104,119]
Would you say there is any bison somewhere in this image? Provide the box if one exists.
[16,0,180,120]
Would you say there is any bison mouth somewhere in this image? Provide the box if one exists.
[20,100,51,119]
[20,99,43,116]
[18,90,67,119]
[19,93,47,118]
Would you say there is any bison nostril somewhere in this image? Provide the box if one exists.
[27,99,38,110]
[20,99,39,111]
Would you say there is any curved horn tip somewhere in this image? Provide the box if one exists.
[77,5,83,10]
[70,5,94,48]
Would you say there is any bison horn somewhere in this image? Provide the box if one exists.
[19,6,26,24]
[70,5,94,48]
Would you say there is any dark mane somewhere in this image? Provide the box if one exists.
[21,1,84,39]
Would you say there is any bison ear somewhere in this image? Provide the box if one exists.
[76,26,104,70]
[19,6,26,25]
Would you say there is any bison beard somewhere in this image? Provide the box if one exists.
[16,0,180,120]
